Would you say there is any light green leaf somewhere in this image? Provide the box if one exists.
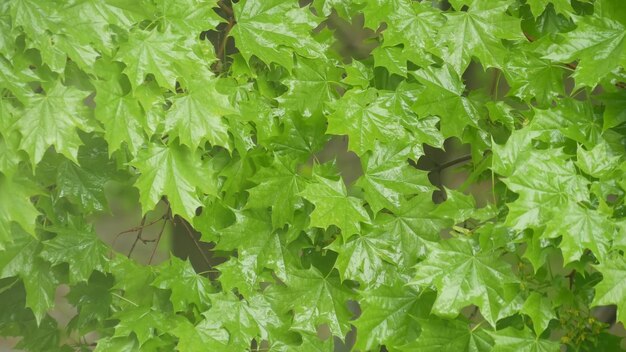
[521,292,556,335]
[592,254,626,325]
[132,142,216,221]
[0,176,39,247]
[541,15,626,87]
[277,57,342,117]
[164,78,235,151]
[40,220,109,284]
[526,0,574,17]
[300,176,370,237]
[357,143,434,213]
[217,210,290,284]
[412,64,480,138]
[327,88,407,155]
[93,77,147,155]
[17,82,90,165]
[402,317,494,352]
[269,268,354,337]
[231,0,325,70]
[411,237,521,326]
[576,141,621,178]
[151,257,213,312]
[354,276,435,350]
[490,327,560,352]
[438,1,524,74]
[246,156,307,228]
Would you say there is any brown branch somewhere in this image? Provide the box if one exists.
[127,215,147,258]
[433,155,472,173]
[177,217,214,270]
[148,214,169,265]
[216,19,235,63]
[217,0,233,17]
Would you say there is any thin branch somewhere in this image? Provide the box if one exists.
[148,210,170,265]
[216,19,235,63]
[217,0,233,17]
[433,155,472,173]
[112,213,167,248]
[178,217,214,269]
[127,215,147,258]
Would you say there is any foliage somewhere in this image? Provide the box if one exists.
[0,0,625,351]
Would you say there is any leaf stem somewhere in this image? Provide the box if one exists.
[111,292,139,307]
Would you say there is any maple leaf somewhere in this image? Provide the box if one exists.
[411,237,521,326]
[231,0,326,70]
[246,156,307,228]
[592,254,626,325]
[131,142,217,221]
[402,316,494,351]
[411,64,480,138]
[276,57,342,117]
[357,143,434,213]
[164,77,236,151]
[490,327,560,352]
[353,276,435,350]
[0,176,39,248]
[268,267,354,337]
[17,82,91,165]
[216,210,291,284]
[541,15,626,87]
[151,256,213,312]
[437,1,524,74]
[327,88,407,155]
[40,219,109,284]
[300,175,370,237]
[93,77,147,155]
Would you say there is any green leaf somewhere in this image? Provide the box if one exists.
[521,292,556,335]
[592,254,626,325]
[217,210,290,285]
[276,57,342,117]
[543,202,614,263]
[601,91,626,130]
[231,0,325,70]
[246,156,307,228]
[116,28,208,91]
[437,1,523,74]
[203,292,282,349]
[17,82,90,165]
[0,176,39,247]
[372,46,409,77]
[357,143,434,213]
[354,276,435,350]
[541,15,626,87]
[269,268,354,337]
[411,237,521,326]
[113,306,173,346]
[328,231,391,287]
[362,0,443,65]
[401,317,494,352]
[164,77,236,151]
[526,0,574,17]
[490,327,560,352]
[40,220,109,284]
[93,77,147,155]
[576,141,621,178]
[300,176,370,237]
[172,316,229,351]
[151,256,213,312]
[132,142,216,221]
[411,64,480,137]
[327,88,407,155]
